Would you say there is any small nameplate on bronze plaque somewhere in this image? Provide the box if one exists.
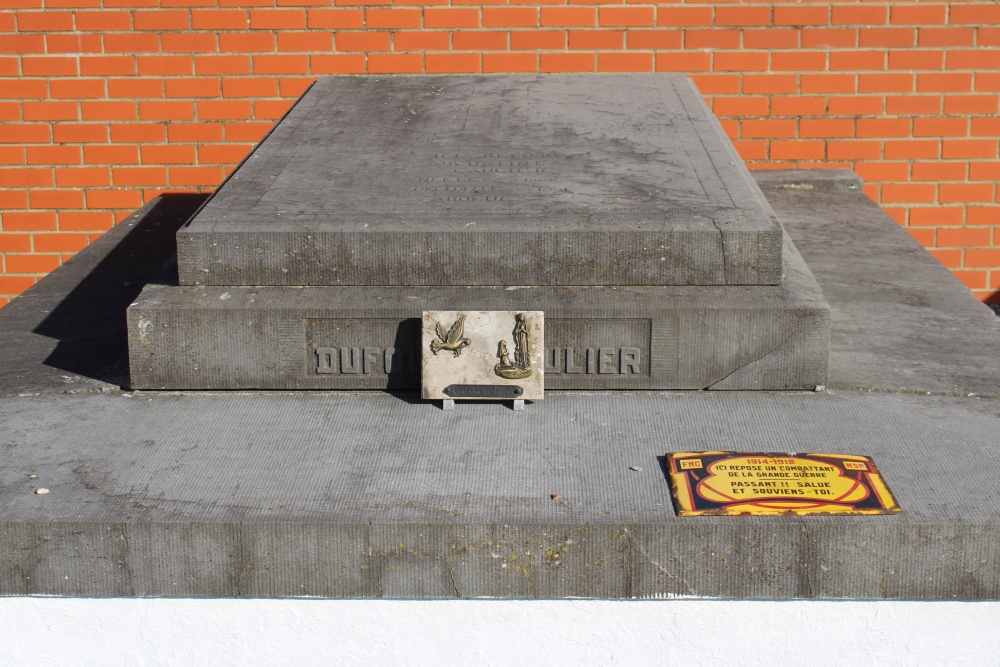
[667,452,901,516]
[444,384,524,398]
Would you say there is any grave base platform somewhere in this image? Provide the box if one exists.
[129,235,828,391]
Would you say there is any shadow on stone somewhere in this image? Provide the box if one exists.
[33,194,208,389]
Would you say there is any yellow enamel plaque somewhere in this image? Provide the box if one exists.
[667,452,901,516]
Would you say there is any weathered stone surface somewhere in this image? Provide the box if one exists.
[129,234,828,391]
[177,75,783,287]
[421,311,544,401]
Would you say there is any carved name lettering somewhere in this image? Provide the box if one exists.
[545,347,642,375]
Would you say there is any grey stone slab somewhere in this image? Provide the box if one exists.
[177,75,783,287]
[129,232,829,391]
[1,389,999,599]
[753,169,1000,397]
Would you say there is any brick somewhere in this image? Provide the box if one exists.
[83,145,139,164]
[24,102,78,121]
[224,122,272,142]
[367,8,421,28]
[249,9,306,29]
[47,34,102,54]
[197,100,252,120]
[395,30,454,49]
[928,248,963,268]
[743,74,797,94]
[941,183,994,203]
[882,183,936,203]
[164,78,220,98]
[53,123,108,143]
[744,29,799,50]
[938,227,991,247]
[906,227,936,245]
[599,7,652,28]
[311,54,366,74]
[137,55,194,76]
[773,6,827,27]
[970,162,1000,181]
[947,50,1000,70]
[887,50,943,71]
[0,102,19,119]
[685,29,740,50]
[139,101,195,121]
[909,206,962,227]
[134,9,189,29]
[714,51,768,72]
[29,188,84,209]
[917,72,973,93]
[918,27,975,47]
[713,96,769,117]
[278,31,333,52]
[740,118,795,139]
[890,5,946,25]
[655,52,711,72]
[946,95,999,115]
[0,146,24,164]
[598,52,652,72]
[169,122,223,142]
[541,52,594,72]
[511,30,564,50]
[85,189,142,209]
[75,10,132,30]
[168,166,224,186]
[336,32,391,51]
[307,9,363,29]
[223,77,278,97]
[913,117,968,137]
[55,167,110,187]
[34,233,90,253]
[657,7,711,28]
[885,139,939,159]
[0,12,12,31]
[831,6,887,26]
[772,96,826,116]
[220,33,274,53]
[80,56,135,76]
[198,144,254,164]
[626,30,679,50]
[81,101,135,121]
[0,34,45,54]
[193,9,249,29]
[195,55,252,76]
[2,211,57,231]
[801,118,854,139]
[732,140,767,161]
[771,141,825,160]
[828,96,884,115]
[112,166,167,187]
[425,8,478,28]
[482,52,537,73]
[801,74,855,94]
[22,56,78,76]
[103,33,160,53]
[483,7,535,28]
[279,78,314,98]
[16,11,73,31]
[859,28,914,48]
[110,123,164,143]
[0,277,35,297]
[687,74,740,94]
[802,28,856,49]
[253,54,309,74]
[977,73,1000,93]
[952,4,1000,24]
[716,6,771,27]
[886,94,941,115]
[856,118,910,138]
[0,124,50,143]
[830,50,885,71]
[141,144,196,164]
[540,7,593,27]
[58,210,115,231]
[0,166,55,188]
[0,232,32,252]
[853,161,909,182]
[109,78,163,99]
[0,57,20,77]
[965,249,1000,268]
[368,53,423,74]
[968,207,1000,226]
[858,73,914,93]
[452,31,507,51]
[162,33,218,53]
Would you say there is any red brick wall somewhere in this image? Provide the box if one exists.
[2,1,999,306]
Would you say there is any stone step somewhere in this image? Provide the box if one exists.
[129,235,827,391]
[177,75,783,288]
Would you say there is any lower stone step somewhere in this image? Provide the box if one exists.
[128,236,829,391]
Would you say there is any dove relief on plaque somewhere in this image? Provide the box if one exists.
[422,311,544,401]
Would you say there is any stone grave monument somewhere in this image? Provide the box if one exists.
[128,75,829,393]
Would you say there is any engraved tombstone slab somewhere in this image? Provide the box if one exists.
[177,75,783,287]
[421,311,544,401]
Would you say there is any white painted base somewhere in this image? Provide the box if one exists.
[2,598,999,665]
